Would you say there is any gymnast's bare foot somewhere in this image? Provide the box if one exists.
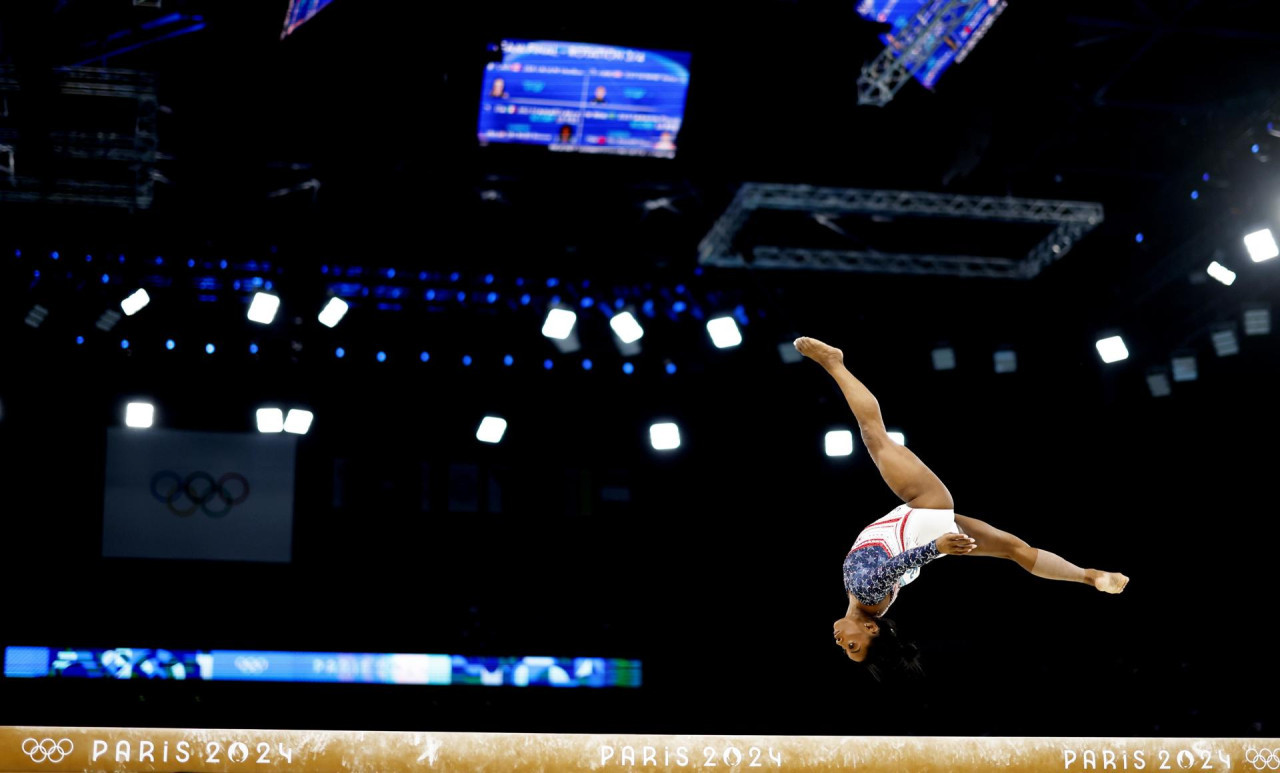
[794,337,844,369]
[1093,571,1129,594]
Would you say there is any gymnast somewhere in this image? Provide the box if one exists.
[793,337,1129,679]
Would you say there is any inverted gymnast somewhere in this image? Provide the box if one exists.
[792,337,1129,678]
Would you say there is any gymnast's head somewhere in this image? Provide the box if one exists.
[834,616,923,681]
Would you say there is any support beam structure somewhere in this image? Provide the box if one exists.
[698,183,1104,279]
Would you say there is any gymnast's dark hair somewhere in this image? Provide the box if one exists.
[862,617,924,683]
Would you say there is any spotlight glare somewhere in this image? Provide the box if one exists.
[1171,355,1198,382]
[1095,335,1129,364]
[1211,327,1239,357]
[824,430,854,457]
[1244,307,1271,336]
[120,288,151,316]
[318,297,350,328]
[205,343,215,354]
[931,347,956,371]
[609,311,645,344]
[476,415,508,444]
[283,409,314,435]
[993,349,1017,374]
[256,408,285,433]
[541,308,578,340]
[1244,229,1279,262]
[165,339,175,350]
[247,292,281,324]
[887,431,906,446]
[1207,261,1237,285]
[124,401,155,429]
[706,316,742,348]
[649,422,681,451]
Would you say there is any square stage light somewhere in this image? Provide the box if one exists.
[476,415,508,444]
[706,317,743,349]
[318,297,349,328]
[1244,228,1279,262]
[256,407,285,433]
[247,292,281,324]
[649,422,681,451]
[825,430,854,457]
[124,401,154,428]
[284,409,314,435]
[1095,336,1129,364]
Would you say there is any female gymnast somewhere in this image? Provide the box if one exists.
[793,337,1129,678]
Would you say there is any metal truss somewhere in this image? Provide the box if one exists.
[857,0,978,107]
[698,183,1104,279]
[0,67,158,209]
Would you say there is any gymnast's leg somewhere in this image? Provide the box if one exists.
[794,336,953,510]
[953,514,1128,593]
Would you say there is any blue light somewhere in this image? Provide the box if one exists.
[205,343,216,354]
[675,284,686,294]
[582,358,593,370]
[188,259,196,268]
[547,277,559,287]
[375,351,386,362]
[582,280,591,289]
[420,351,430,362]
[165,339,175,350]
[457,291,467,302]
[264,281,273,290]
[121,339,130,349]
[694,267,703,276]
[1203,172,1211,182]
[426,290,437,301]
[386,268,396,278]
[13,249,20,257]
[520,293,531,305]
[623,362,635,374]
[673,301,687,313]
[33,270,40,278]
[1252,144,1261,154]
[450,272,460,282]
[118,254,125,264]
[550,295,561,305]
[665,362,677,375]
[154,257,163,265]
[615,299,625,310]
[233,280,241,291]
[75,336,84,345]
[220,259,228,269]
[503,354,514,366]
[516,277,525,287]
[543,359,554,370]
[249,343,259,354]
[86,255,93,262]
[51,251,59,260]
[102,273,110,284]
[582,297,594,308]
[642,300,655,317]
[418,271,426,280]
[487,292,498,303]
[322,265,329,274]
[462,355,473,366]
[336,347,346,359]
[1135,233,1144,244]
[484,274,494,284]
[1191,190,1199,200]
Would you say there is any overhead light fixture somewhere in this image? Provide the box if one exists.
[247,292,281,324]
[1244,228,1279,262]
[931,346,956,371]
[825,430,854,457]
[706,316,742,349]
[121,289,151,316]
[1095,335,1129,364]
[1145,369,1172,398]
[256,407,285,433]
[1206,261,1237,285]
[1171,355,1198,382]
[125,401,155,429]
[542,305,581,354]
[23,305,49,328]
[476,416,508,444]
[283,409,314,435]
[318,297,349,328]
[1210,326,1239,357]
[1243,305,1271,336]
[993,349,1017,374]
[649,422,681,451]
[887,431,906,446]
[609,309,644,357]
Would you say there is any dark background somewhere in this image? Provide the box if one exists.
[2,0,1279,738]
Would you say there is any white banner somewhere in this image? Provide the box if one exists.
[102,429,297,562]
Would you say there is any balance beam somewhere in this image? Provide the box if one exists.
[2,726,1275,771]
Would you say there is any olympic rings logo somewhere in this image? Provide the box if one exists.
[1246,748,1280,770]
[22,738,73,763]
[150,471,250,518]
[234,656,269,674]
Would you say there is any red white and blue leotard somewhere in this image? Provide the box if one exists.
[843,504,952,606]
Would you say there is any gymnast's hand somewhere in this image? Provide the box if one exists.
[935,533,977,555]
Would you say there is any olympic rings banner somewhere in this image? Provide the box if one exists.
[102,429,296,563]
[1,727,1278,771]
